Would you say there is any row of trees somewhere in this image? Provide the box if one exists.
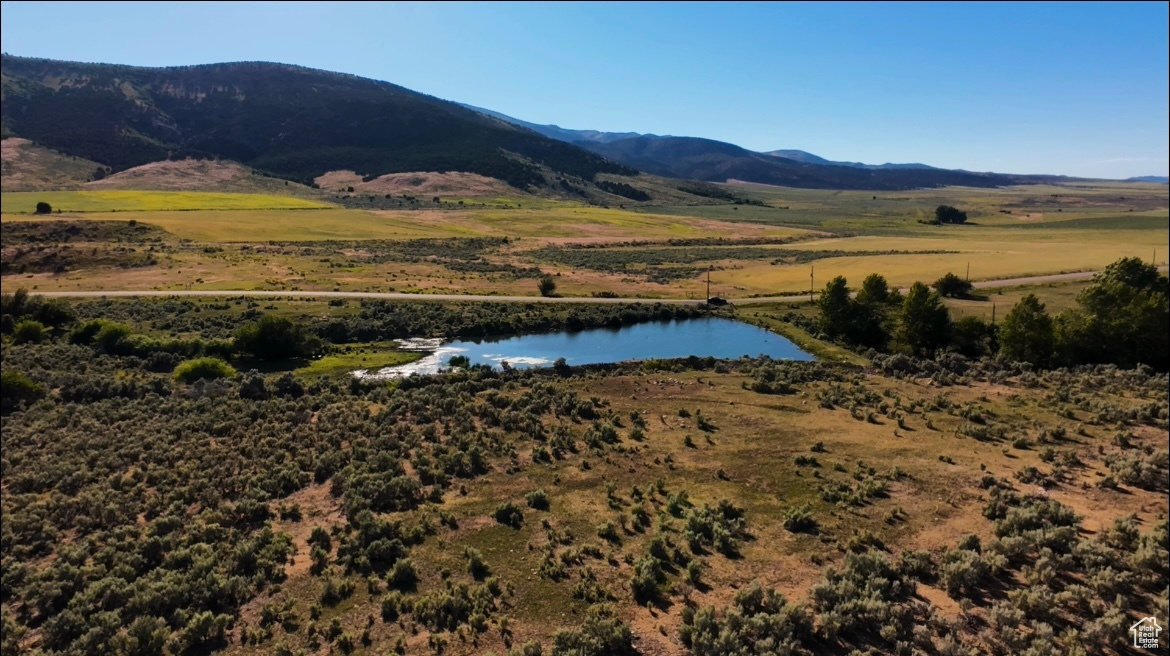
[1000,257,1168,369]
[817,257,1168,370]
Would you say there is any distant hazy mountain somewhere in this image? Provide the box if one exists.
[462,106,944,171]
[576,136,1028,190]
[459,104,651,144]
[1,55,635,190]
[1125,176,1170,184]
[459,106,1019,189]
[764,149,939,171]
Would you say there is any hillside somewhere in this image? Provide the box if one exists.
[86,159,325,197]
[0,137,104,191]
[0,56,635,192]
[580,136,1023,190]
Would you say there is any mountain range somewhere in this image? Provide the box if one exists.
[459,106,1099,190]
[3,55,1163,197]
[0,55,634,193]
[461,104,942,171]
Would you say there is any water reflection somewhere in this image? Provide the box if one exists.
[354,318,813,380]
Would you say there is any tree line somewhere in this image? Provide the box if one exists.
[816,257,1168,370]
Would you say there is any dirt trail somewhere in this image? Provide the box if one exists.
[36,266,1166,304]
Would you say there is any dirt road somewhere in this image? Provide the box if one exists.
[35,267,1166,305]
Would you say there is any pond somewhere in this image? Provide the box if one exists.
[354,317,813,379]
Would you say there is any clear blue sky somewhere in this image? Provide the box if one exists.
[2,1,1167,178]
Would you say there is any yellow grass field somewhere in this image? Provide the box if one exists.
[2,185,1165,299]
[719,227,1166,295]
[0,190,334,213]
[1,205,808,243]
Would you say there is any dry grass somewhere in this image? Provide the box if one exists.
[0,190,333,214]
[314,170,516,196]
[222,366,1169,656]
[2,184,1165,299]
[0,138,101,191]
[87,159,325,197]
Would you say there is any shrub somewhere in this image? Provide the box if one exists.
[494,501,525,528]
[630,555,664,601]
[1,370,44,415]
[939,547,990,598]
[597,521,620,543]
[465,547,491,580]
[538,275,557,297]
[11,320,47,344]
[680,582,812,653]
[551,610,635,656]
[173,357,237,383]
[782,506,818,533]
[526,489,551,510]
[387,559,418,590]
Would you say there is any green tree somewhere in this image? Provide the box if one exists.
[35,201,52,214]
[951,315,995,358]
[538,275,558,297]
[855,273,892,306]
[898,282,951,356]
[998,294,1053,366]
[933,272,973,298]
[234,314,320,360]
[817,276,852,339]
[934,205,968,224]
[851,273,896,349]
[1055,257,1168,369]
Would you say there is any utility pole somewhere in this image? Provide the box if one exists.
[965,261,970,281]
[809,265,814,304]
[991,302,996,326]
[706,266,711,301]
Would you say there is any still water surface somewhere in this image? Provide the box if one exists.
[355,318,813,379]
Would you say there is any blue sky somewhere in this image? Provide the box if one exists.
[1,1,1167,178]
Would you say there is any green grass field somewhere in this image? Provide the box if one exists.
[296,344,424,377]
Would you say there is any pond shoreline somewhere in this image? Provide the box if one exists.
[353,317,814,379]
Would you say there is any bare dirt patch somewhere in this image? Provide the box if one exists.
[272,483,346,578]
[1,137,100,191]
[315,170,515,196]
[87,159,321,196]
